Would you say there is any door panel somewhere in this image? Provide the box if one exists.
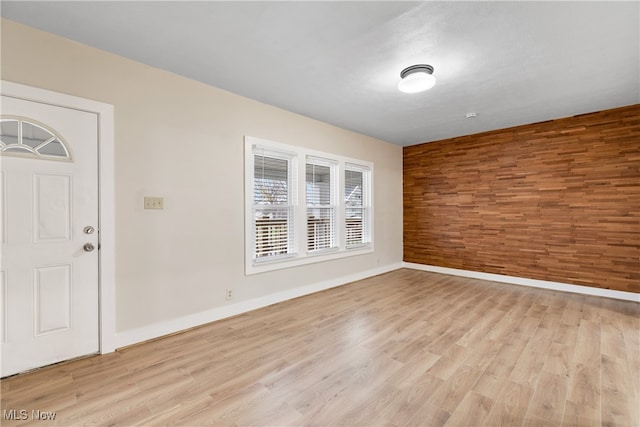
[34,173,72,242]
[0,271,6,344]
[0,95,99,377]
[34,264,72,335]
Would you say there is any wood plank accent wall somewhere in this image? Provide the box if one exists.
[403,105,640,293]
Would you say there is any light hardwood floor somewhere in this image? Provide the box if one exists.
[2,269,639,426]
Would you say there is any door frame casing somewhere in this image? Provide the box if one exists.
[1,80,116,354]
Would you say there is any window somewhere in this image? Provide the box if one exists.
[245,136,373,274]
[252,147,297,261]
[306,157,337,253]
[0,118,71,160]
[345,164,371,248]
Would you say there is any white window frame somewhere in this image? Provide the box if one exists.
[306,156,339,255]
[344,163,372,249]
[252,146,298,263]
[245,136,373,275]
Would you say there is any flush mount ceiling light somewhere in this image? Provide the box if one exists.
[398,64,436,93]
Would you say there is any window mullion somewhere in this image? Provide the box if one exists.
[337,161,346,250]
[296,155,306,257]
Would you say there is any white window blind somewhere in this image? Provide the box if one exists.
[306,157,337,253]
[253,148,297,261]
[245,136,373,275]
[345,164,370,248]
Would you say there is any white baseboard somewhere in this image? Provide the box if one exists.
[403,262,640,303]
[114,262,403,349]
[114,261,637,350]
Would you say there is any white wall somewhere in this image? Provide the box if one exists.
[1,19,403,343]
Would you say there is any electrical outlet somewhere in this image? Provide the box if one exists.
[226,288,233,300]
[144,196,164,210]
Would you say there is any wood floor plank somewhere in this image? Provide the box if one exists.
[560,300,583,327]
[429,364,483,413]
[543,342,573,377]
[137,394,235,426]
[526,325,556,355]
[525,371,569,426]
[444,391,493,427]
[567,339,607,427]
[483,333,530,379]
[622,326,640,418]
[384,352,441,389]
[425,344,471,381]
[382,374,446,426]
[562,400,600,427]
[601,354,638,427]
[462,337,503,373]
[553,323,579,347]
[509,351,548,390]
[601,320,630,360]
[405,401,451,427]
[482,380,533,427]
[1,269,637,426]
[513,316,541,336]
[456,308,505,348]
[573,319,602,370]
[472,373,507,400]
[337,383,401,426]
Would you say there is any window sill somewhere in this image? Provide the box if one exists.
[246,244,373,275]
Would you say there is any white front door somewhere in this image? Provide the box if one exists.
[0,95,100,377]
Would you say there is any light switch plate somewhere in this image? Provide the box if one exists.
[144,196,164,210]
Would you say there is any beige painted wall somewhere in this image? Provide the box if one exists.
[1,19,403,334]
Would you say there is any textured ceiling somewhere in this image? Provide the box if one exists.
[2,1,639,146]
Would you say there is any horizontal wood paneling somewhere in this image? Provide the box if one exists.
[403,105,640,293]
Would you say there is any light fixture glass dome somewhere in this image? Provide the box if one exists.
[398,64,436,93]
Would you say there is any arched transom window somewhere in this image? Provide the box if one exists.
[0,117,72,160]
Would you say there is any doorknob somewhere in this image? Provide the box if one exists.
[83,243,95,252]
